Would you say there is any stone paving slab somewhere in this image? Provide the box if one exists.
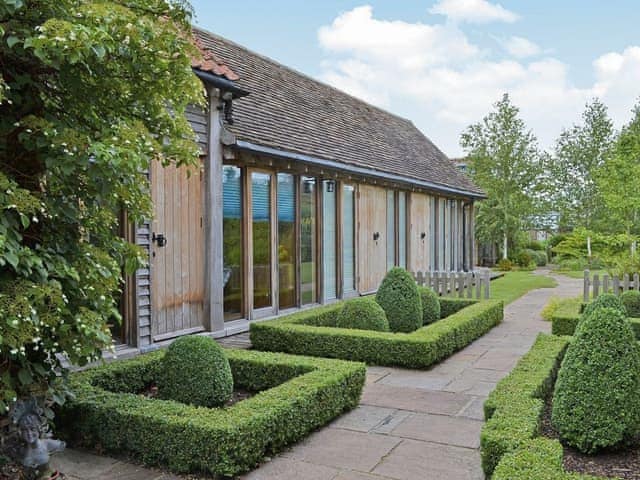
[51,271,583,480]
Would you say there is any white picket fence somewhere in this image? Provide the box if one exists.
[583,270,640,302]
[413,270,491,299]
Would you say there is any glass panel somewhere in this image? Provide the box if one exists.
[430,196,437,271]
[398,192,407,269]
[439,198,446,271]
[386,190,395,270]
[252,171,272,309]
[300,177,317,304]
[223,165,243,321]
[342,185,356,294]
[277,173,296,309]
[322,180,337,301]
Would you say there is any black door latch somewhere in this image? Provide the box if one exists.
[152,232,167,247]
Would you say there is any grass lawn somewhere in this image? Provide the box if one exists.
[488,271,557,305]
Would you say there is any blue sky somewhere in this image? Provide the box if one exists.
[191,1,640,156]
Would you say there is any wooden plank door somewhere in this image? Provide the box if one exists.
[150,159,205,341]
[357,185,387,294]
[409,193,430,272]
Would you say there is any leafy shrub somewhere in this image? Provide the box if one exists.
[492,438,566,480]
[540,297,562,321]
[497,258,513,271]
[621,290,640,317]
[551,306,640,453]
[58,349,365,477]
[375,267,423,333]
[418,287,441,325]
[582,292,626,317]
[513,251,533,268]
[439,298,476,318]
[336,298,389,332]
[481,334,569,476]
[525,240,545,251]
[524,249,547,267]
[251,299,503,368]
[158,336,233,408]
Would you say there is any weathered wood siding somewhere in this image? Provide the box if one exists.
[357,184,387,293]
[186,104,209,154]
[409,192,430,272]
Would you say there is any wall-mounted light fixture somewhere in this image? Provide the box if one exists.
[326,180,335,193]
[373,232,380,241]
[421,232,426,239]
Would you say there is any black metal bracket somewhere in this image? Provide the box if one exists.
[373,232,380,241]
[152,232,167,247]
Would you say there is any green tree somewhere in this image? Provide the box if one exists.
[461,94,544,259]
[596,103,640,236]
[550,99,614,232]
[0,0,202,419]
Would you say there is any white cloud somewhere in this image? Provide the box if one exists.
[317,6,640,156]
[429,0,519,24]
[503,36,542,58]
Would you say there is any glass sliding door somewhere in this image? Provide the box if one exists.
[222,165,243,321]
[342,184,356,295]
[386,190,396,270]
[251,171,272,310]
[277,173,296,309]
[300,177,317,305]
[398,191,407,269]
[322,180,337,301]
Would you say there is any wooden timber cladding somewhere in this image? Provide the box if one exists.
[150,158,205,341]
[357,185,388,294]
[409,192,430,272]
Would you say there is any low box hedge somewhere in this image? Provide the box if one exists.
[56,348,365,477]
[250,297,503,368]
[550,298,640,338]
[481,333,570,476]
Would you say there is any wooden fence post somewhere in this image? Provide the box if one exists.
[458,273,465,298]
[425,271,431,290]
[583,270,590,303]
[624,273,630,292]
[484,271,491,299]
[613,275,620,296]
[416,271,424,287]
[603,274,609,294]
[635,273,639,291]
[593,274,600,298]
[475,273,482,299]
[433,271,440,296]
[466,272,473,299]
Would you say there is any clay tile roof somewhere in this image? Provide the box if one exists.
[192,36,240,81]
[192,27,484,198]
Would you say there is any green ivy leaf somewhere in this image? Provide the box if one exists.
[6,36,20,48]
[17,368,32,386]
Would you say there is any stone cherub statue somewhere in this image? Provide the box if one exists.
[11,398,66,479]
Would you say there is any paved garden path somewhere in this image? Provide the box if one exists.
[52,271,581,480]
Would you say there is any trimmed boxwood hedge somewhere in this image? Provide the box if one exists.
[481,333,570,476]
[550,297,640,338]
[336,297,389,332]
[250,298,503,368]
[56,348,365,477]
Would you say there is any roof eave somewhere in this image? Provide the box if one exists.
[193,68,250,99]
[235,140,486,200]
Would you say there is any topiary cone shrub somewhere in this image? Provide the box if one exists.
[158,335,233,408]
[336,298,390,332]
[375,267,423,333]
[551,306,640,454]
[418,286,441,324]
[621,290,640,317]
[582,292,626,318]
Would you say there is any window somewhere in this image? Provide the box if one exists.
[222,165,243,321]
[342,184,356,294]
[300,177,317,304]
[386,190,396,271]
[322,180,337,301]
[251,171,272,309]
[398,192,407,269]
[277,173,296,309]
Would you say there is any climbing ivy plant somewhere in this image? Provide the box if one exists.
[0,0,203,416]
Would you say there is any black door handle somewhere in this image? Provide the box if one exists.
[152,232,167,247]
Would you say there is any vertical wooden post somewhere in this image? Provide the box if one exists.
[416,271,424,287]
[449,272,456,297]
[624,274,630,292]
[475,273,482,299]
[634,273,639,291]
[466,272,473,299]
[457,273,464,298]
[613,275,620,296]
[205,88,225,334]
[583,270,590,303]
[603,274,610,294]
[425,271,431,290]
[593,274,600,298]
[433,271,440,295]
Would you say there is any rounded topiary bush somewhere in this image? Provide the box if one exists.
[158,335,233,408]
[336,298,390,332]
[418,286,440,325]
[582,293,626,318]
[375,267,423,333]
[551,306,640,454]
[621,290,640,317]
